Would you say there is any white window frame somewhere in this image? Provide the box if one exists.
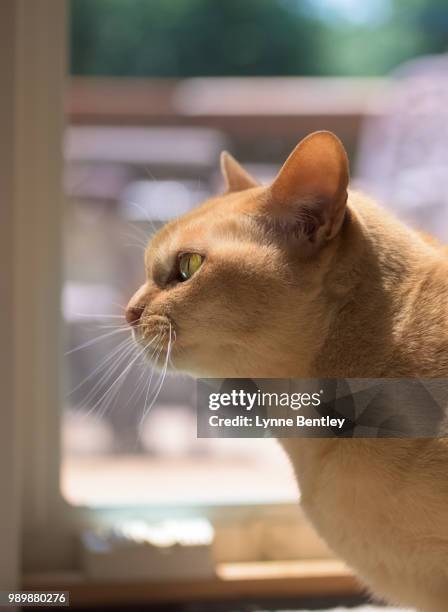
[0,0,330,580]
[0,0,71,576]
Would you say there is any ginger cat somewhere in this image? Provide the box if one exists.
[126,132,448,611]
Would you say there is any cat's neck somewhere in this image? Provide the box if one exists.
[312,192,448,378]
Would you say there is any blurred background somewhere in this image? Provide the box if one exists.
[63,0,448,509]
[48,0,448,612]
[2,0,444,609]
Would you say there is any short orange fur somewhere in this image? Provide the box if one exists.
[127,132,448,610]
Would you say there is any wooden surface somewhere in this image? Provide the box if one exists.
[24,560,361,607]
[67,76,387,157]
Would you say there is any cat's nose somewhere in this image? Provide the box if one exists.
[125,284,148,327]
[125,305,143,327]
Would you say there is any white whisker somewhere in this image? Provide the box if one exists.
[86,335,159,418]
[72,313,125,319]
[65,327,132,356]
[117,334,165,421]
[138,324,172,430]
[67,336,135,399]
[94,322,142,330]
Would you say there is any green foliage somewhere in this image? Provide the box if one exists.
[70,0,448,77]
[70,0,324,76]
[319,0,448,76]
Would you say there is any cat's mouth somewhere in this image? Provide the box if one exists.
[134,314,175,363]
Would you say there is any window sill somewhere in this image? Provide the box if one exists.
[23,560,360,607]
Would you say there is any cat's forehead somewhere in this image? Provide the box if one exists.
[145,186,263,263]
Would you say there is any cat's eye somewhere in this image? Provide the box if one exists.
[178,253,204,281]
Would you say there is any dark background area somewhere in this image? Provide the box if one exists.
[71,0,448,77]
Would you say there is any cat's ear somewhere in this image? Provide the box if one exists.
[220,151,258,193]
[267,131,349,246]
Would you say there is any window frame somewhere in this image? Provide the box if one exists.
[0,0,70,575]
[0,0,22,592]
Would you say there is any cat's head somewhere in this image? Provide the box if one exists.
[126,131,349,378]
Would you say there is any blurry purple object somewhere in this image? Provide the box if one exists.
[357,54,448,241]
